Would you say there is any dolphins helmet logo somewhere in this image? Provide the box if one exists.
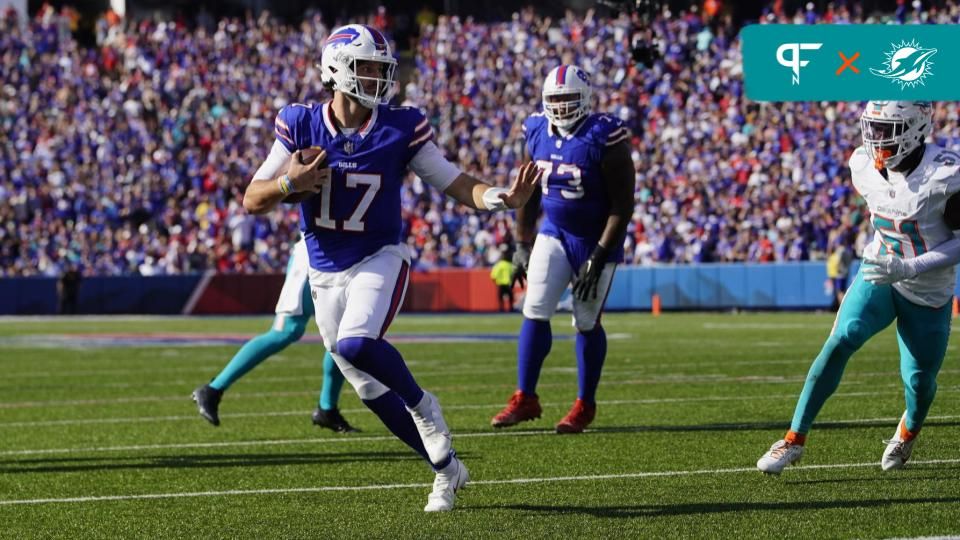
[870,39,937,89]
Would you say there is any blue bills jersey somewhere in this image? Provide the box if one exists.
[523,112,630,269]
[274,102,434,271]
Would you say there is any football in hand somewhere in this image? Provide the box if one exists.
[283,147,326,204]
[298,146,326,165]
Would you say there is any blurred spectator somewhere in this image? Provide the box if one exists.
[489,248,515,312]
[5,3,960,278]
[57,263,82,314]
[826,241,853,311]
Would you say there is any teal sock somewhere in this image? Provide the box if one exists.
[319,351,346,410]
[210,314,307,391]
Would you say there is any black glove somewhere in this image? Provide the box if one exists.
[572,245,610,301]
[512,242,532,288]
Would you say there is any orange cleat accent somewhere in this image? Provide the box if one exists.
[898,416,918,443]
[555,398,596,434]
[784,430,807,446]
[491,390,542,428]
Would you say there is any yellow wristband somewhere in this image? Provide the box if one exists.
[278,175,293,195]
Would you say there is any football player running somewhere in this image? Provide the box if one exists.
[242,24,541,511]
[192,237,357,433]
[758,101,960,474]
[490,65,635,433]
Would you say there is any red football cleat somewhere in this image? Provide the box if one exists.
[490,390,542,428]
[555,399,596,434]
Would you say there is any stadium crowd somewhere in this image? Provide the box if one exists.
[4,2,960,276]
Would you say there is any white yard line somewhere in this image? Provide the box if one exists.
[1,458,958,506]
[3,412,958,456]
[0,389,920,427]
[4,373,949,410]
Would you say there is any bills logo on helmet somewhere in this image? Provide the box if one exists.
[326,27,361,48]
[575,69,590,83]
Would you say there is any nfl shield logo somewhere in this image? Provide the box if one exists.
[344,141,354,154]
[555,140,562,149]
[888,189,896,198]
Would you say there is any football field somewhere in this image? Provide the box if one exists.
[1,312,958,538]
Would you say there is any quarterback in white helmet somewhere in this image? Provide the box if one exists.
[241,23,542,511]
[758,101,960,475]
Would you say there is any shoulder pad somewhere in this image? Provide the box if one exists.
[848,146,872,173]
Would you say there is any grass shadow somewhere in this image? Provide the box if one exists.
[468,496,960,518]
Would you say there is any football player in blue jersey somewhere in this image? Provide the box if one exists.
[191,237,357,433]
[241,24,541,512]
[491,65,636,434]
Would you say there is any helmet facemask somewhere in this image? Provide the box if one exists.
[543,91,589,129]
[323,54,397,109]
[319,25,398,110]
[860,116,908,170]
[859,101,932,171]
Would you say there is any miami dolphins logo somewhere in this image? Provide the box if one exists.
[870,39,937,89]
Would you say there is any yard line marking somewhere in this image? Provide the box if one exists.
[1,458,958,506]
[4,374,954,410]
[2,352,926,379]
[3,412,959,456]
[9,367,958,392]
[1,389,947,428]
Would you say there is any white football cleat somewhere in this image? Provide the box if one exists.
[757,439,804,474]
[882,413,917,471]
[408,391,452,465]
[424,456,469,512]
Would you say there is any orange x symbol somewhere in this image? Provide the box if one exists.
[836,51,860,75]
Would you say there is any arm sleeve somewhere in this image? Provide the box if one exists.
[408,141,462,191]
[404,108,436,163]
[908,234,960,274]
[274,105,309,153]
[604,120,631,148]
[252,140,293,182]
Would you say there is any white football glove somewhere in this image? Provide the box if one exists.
[861,254,918,285]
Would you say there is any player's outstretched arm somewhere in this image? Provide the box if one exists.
[244,149,330,214]
[571,141,636,301]
[442,162,543,211]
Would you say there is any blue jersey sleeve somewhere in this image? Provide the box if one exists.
[401,107,435,162]
[590,114,631,150]
[522,114,547,158]
[274,104,314,153]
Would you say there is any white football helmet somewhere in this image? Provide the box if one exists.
[542,65,593,129]
[860,100,933,170]
[320,24,397,109]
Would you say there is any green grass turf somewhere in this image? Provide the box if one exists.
[0,312,958,539]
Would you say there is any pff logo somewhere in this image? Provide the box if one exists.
[870,39,937,90]
[776,42,823,85]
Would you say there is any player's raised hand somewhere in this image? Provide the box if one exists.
[498,162,543,209]
[287,148,330,193]
[862,254,918,285]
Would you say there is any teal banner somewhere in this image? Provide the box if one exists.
[742,24,960,101]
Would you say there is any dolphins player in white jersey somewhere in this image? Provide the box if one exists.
[758,101,960,474]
